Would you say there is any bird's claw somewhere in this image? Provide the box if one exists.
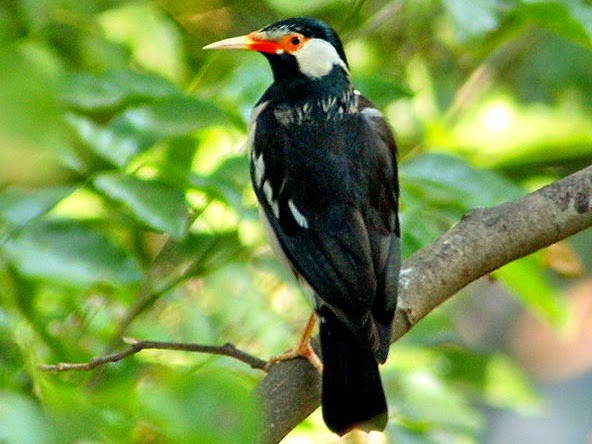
[266,341,323,374]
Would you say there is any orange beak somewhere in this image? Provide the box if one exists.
[203,32,283,55]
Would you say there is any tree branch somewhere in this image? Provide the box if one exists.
[39,338,267,372]
[37,167,592,442]
[258,165,592,444]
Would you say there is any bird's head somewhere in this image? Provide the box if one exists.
[204,17,349,82]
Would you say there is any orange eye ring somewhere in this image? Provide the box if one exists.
[281,33,309,53]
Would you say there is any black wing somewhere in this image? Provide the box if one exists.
[250,95,399,361]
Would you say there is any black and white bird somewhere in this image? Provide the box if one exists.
[204,17,400,436]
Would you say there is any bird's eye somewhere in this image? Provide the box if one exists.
[282,34,306,52]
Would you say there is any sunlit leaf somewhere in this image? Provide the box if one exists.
[99,3,187,82]
[41,380,137,443]
[439,347,540,414]
[396,369,483,433]
[440,347,490,392]
[398,310,460,347]
[94,172,190,239]
[158,137,200,189]
[139,231,249,296]
[402,154,523,208]
[0,392,54,444]
[354,75,413,109]
[494,254,569,327]
[114,96,227,139]
[68,95,227,168]
[260,0,337,17]
[0,41,70,185]
[448,92,592,169]
[485,353,541,412]
[67,114,148,168]
[0,186,75,228]
[190,155,250,210]
[62,71,179,112]
[1,219,142,287]
[519,0,592,46]
[400,207,456,258]
[139,369,260,443]
[400,153,524,256]
[442,0,502,41]
[0,42,65,150]
[176,231,248,275]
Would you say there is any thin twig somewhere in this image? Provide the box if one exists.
[39,338,268,372]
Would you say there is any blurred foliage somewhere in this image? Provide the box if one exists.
[0,0,591,443]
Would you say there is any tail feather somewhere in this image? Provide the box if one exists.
[319,308,388,436]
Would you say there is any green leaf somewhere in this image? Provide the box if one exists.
[94,173,190,239]
[190,155,250,210]
[439,347,490,392]
[1,219,142,288]
[139,369,260,443]
[67,114,148,168]
[99,3,186,82]
[113,96,227,139]
[494,253,569,326]
[0,41,68,155]
[439,347,540,413]
[41,380,135,443]
[400,153,524,255]
[262,0,336,16]
[62,70,179,112]
[158,136,200,189]
[400,207,457,259]
[353,75,413,109]
[175,231,249,276]
[0,392,54,444]
[442,0,502,41]
[68,96,227,168]
[396,368,483,433]
[398,310,460,347]
[140,231,249,296]
[402,154,523,208]
[484,353,541,412]
[519,0,592,47]
[0,186,75,228]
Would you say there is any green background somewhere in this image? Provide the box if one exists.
[1,0,591,442]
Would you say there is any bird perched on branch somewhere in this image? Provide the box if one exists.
[204,17,400,436]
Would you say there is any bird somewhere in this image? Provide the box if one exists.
[204,17,400,436]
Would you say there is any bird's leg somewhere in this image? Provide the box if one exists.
[266,312,323,373]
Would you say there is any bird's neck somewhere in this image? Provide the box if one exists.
[266,65,357,120]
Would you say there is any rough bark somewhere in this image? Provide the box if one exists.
[258,165,592,443]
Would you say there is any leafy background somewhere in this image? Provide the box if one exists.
[1,0,591,443]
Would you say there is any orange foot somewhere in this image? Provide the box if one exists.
[266,312,323,373]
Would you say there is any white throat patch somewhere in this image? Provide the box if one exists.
[293,38,348,79]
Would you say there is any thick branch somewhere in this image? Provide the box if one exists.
[258,165,592,444]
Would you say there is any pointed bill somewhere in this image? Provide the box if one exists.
[203,32,282,54]
[203,35,256,50]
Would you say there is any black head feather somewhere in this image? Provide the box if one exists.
[261,17,348,67]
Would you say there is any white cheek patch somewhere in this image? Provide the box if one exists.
[293,38,348,79]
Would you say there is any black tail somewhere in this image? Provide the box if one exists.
[319,309,388,436]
